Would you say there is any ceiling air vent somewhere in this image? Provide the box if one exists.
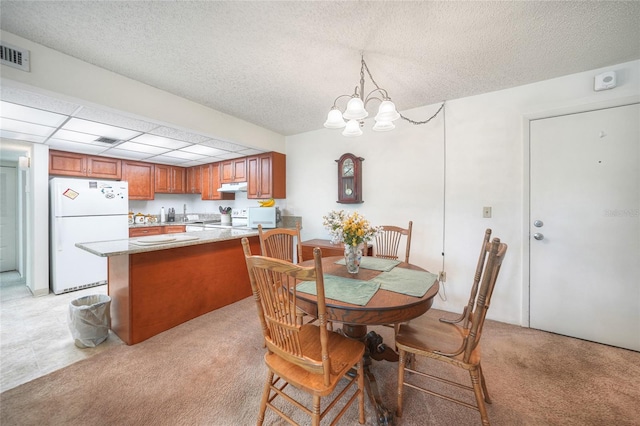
[0,42,30,72]
[95,137,120,144]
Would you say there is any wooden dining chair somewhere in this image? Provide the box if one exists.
[258,223,303,264]
[374,221,413,263]
[241,238,365,426]
[395,234,507,426]
[258,223,323,328]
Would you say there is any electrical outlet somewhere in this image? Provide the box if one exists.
[438,271,446,282]
[483,206,492,218]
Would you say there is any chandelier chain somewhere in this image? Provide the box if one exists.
[400,101,445,125]
[363,56,445,125]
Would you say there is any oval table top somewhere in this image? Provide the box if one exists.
[297,256,440,326]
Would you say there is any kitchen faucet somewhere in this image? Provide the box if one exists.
[183,204,187,222]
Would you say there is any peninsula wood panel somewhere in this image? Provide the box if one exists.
[107,236,260,345]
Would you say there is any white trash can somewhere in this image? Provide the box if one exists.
[68,294,111,348]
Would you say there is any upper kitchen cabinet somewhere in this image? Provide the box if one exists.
[122,160,155,200]
[186,166,202,194]
[246,152,286,199]
[49,149,121,179]
[220,158,247,183]
[201,162,234,200]
[155,165,186,194]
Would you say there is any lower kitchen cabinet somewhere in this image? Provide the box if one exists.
[129,227,163,237]
[129,225,186,237]
[163,225,186,234]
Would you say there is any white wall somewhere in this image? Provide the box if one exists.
[285,60,640,326]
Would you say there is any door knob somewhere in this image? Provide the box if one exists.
[533,220,544,228]
[533,233,544,240]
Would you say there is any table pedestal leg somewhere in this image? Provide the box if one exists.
[343,324,395,426]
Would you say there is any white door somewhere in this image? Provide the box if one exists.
[530,103,640,351]
[0,166,18,272]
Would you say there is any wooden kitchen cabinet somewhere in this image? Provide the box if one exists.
[129,227,163,237]
[220,158,247,183]
[201,162,234,200]
[49,149,121,179]
[122,160,155,200]
[300,239,373,260]
[129,225,186,237]
[246,152,286,199]
[155,165,186,193]
[163,225,186,234]
[186,166,202,194]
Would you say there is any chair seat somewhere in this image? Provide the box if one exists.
[395,311,481,368]
[265,324,365,397]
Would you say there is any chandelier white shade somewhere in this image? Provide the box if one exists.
[324,54,401,137]
[342,119,363,137]
[324,108,347,129]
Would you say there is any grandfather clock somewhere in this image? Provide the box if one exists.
[336,153,364,204]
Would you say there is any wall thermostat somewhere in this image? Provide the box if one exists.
[594,71,617,91]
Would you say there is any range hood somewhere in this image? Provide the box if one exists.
[217,182,248,192]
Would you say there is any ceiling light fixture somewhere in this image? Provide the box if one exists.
[324,54,445,137]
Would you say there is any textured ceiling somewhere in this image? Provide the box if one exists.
[1,1,639,139]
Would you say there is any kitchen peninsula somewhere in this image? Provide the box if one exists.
[77,229,260,345]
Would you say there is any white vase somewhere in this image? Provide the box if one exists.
[344,244,363,274]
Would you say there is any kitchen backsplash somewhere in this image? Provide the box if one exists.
[129,192,301,227]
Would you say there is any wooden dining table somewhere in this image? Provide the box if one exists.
[297,255,440,426]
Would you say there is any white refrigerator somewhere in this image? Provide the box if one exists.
[50,177,129,294]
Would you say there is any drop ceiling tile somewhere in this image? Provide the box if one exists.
[148,126,210,143]
[100,148,155,160]
[199,139,247,151]
[115,141,170,155]
[0,87,81,115]
[237,148,263,156]
[0,130,47,143]
[161,150,207,160]
[46,139,108,155]
[0,117,56,137]
[214,152,246,160]
[180,159,211,167]
[146,154,190,165]
[1,101,68,127]
[50,128,110,144]
[62,117,141,140]
[130,133,191,149]
[179,144,227,156]
[74,106,160,132]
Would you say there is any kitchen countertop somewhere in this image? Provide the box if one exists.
[77,228,258,257]
[128,221,210,228]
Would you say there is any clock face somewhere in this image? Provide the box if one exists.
[342,158,354,177]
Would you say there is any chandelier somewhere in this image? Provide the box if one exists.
[324,54,444,137]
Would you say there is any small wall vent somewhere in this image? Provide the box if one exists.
[0,42,30,72]
[95,137,120,144]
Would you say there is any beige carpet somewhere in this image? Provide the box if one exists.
[1,296,639,426]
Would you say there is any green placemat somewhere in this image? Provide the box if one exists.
[371,268,438,298]
[334,256,401,272]
[296,274,380,306]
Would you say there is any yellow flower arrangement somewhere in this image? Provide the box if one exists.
[324,210,379,247]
